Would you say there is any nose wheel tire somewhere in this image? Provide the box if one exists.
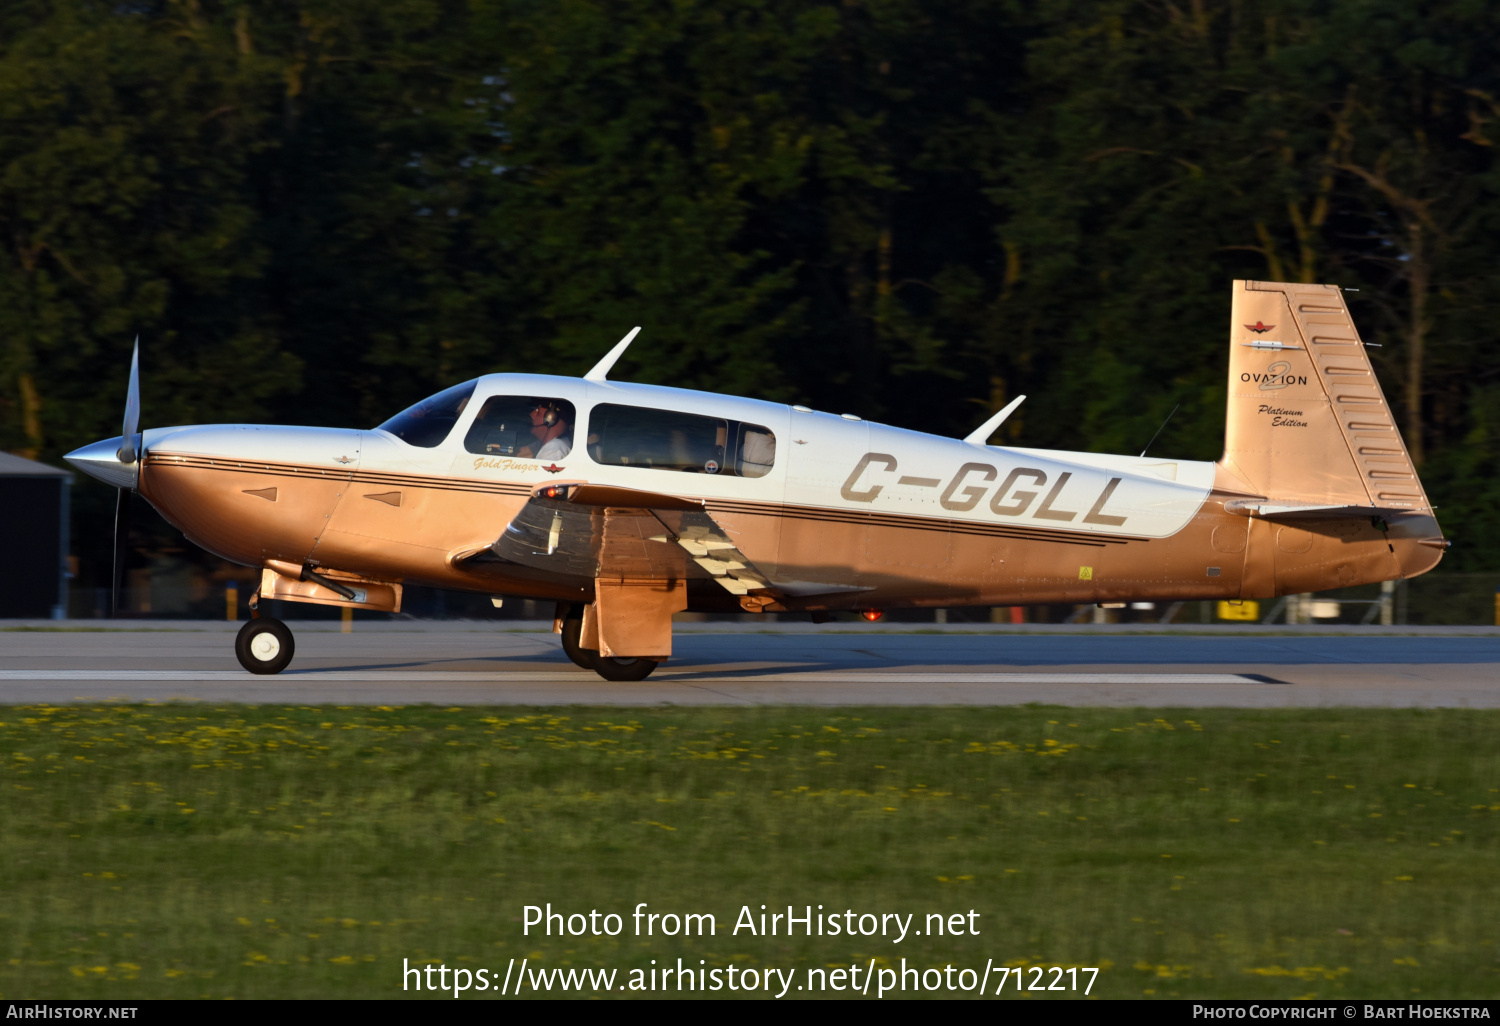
[592,656,658,682]
[235,617,295,675]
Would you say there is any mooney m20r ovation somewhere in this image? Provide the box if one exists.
[67,280,1445,680]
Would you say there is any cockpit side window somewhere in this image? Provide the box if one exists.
[463,396,577,460]
[375,380,478,448]
[587,403,775,477]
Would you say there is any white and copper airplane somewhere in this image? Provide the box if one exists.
[66,280,1446,679]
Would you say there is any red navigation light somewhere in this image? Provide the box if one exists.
[544,486,559,499]
[861,609,884,622]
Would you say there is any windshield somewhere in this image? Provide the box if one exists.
[375,380,478,448]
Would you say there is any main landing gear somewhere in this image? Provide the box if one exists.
[235,616,295,675]
[559,605,658,681]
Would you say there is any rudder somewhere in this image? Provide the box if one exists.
[1220,280,1431,515]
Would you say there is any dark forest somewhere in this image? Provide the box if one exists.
[2,0,1497,588]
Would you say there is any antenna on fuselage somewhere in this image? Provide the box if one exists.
[1138,402,1180,458]
[962,394,1026,445]
[584,326,642,381]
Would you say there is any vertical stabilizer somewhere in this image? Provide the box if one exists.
[1221,280,1429,514]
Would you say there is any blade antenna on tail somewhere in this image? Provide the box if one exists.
[1139,403,1179,459]
[112,336,141,618]
[962,395,1026,445]
[584,327,642,382]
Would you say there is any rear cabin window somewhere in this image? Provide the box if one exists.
[375,380,477,448]
[463,395,577,460]
[587,404,775,478]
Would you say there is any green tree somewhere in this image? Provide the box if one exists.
[0,1,292,459]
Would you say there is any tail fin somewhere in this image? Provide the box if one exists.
[1220,279,1431,516]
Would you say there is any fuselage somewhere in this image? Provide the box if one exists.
[62,372,1442,613]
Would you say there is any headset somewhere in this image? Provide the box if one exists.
[534,401,560,427]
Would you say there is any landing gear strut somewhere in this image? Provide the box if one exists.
[558,603,658,681]
[235,616,295,675]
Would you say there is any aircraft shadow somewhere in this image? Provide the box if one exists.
[279,636,1500,676]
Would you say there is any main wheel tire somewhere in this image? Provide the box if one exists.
[235,617,295,675]
[559,606,598,670]
[592,656,658,682]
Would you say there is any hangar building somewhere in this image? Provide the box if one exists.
[0,451,71,618]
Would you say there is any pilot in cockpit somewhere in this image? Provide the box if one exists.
[519,400,572,460]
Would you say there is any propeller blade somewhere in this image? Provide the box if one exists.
[111,487,132,618]
[117,336,141,463]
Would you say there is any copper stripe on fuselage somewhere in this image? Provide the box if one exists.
[148,453,533,497]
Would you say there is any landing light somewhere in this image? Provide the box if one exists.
[861,609,884,622]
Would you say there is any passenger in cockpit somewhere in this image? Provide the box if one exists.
[521,400,572,460]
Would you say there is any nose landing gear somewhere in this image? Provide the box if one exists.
[235,616,295,675]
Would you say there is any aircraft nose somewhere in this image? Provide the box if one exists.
[65,437,138,489]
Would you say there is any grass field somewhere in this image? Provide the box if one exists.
[1,702,1497,999]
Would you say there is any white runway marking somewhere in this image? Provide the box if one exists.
[0,670,1276,684]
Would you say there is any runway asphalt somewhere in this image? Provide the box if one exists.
[1,620,1497,706]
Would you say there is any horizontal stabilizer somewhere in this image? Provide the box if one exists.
[1224,499,1433,519]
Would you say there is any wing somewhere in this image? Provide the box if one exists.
[463,482,775,597]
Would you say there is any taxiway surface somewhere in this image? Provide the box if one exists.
[1,621,1496,706]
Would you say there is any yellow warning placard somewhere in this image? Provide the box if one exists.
[1217,600,1260,621]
